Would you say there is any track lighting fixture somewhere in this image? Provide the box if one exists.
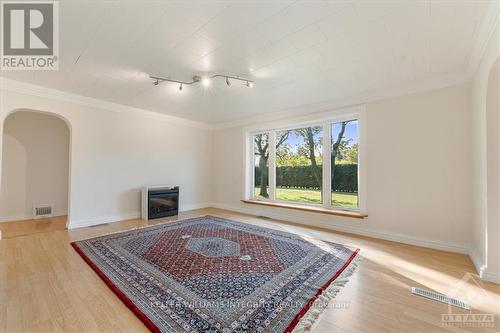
[149,74,254,89]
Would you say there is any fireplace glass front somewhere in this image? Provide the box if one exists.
[148,187,179,219]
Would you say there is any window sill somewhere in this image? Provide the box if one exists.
[241,200,368,219]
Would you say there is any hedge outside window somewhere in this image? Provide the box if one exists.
[251,118,359,211]
[276,126,323,204]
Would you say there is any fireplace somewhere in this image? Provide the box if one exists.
[141,186,179,220]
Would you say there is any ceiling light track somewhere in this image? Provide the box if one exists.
[149,74,254,89]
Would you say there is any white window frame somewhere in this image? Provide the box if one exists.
[243,105,367,214]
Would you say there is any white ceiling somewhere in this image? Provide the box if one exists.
[0,0,492,124]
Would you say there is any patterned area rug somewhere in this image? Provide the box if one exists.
[72,215,360,333]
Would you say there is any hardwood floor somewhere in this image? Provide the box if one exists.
[0,208,498,332]
[0,216,67,240]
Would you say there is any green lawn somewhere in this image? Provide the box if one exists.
[254,187,358,209]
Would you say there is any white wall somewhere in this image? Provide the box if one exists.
[0,134,27,220]
[0,112,69,221]
[471,14,500,283]
[212,83,473,253]
[0,82,213,228]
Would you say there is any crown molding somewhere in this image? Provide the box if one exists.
[2,6,493,135]
[211,2,500,130]
[0,77,213,130]
[0,69,470,133]
[212,70,470,130]
[466,0,500,80]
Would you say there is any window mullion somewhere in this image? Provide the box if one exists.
[248,135,254,200]
[269,131,277,201]
[322,122,332,208]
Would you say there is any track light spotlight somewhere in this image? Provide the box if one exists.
[226,77,231,86]
[153,79,159,86]
[179,83,183,91]
[201,77,211,87]
[246,81,253,88]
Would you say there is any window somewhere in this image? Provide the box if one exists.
[276,126,323,204]
[253,133,269,199]
[331,120,358,209]
[247,111,363,212]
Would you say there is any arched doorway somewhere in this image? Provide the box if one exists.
[0,110,71,238]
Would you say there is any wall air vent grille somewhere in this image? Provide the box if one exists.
[33,205,53,219]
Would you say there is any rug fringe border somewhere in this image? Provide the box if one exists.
[291,253,362,333]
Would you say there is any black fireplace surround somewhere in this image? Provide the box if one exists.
[148,187,179,219]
